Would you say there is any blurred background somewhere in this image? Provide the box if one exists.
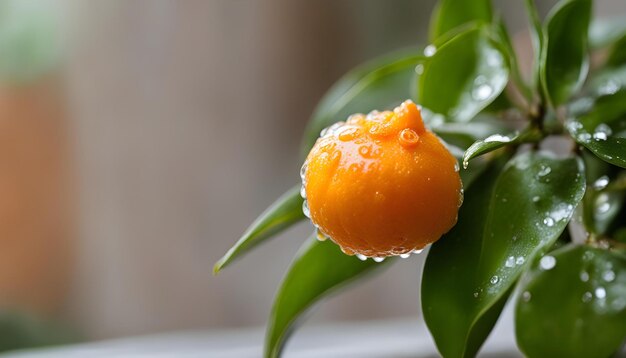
[0,0,624,351]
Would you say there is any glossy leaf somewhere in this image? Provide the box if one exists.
[265,238,387,358]
[423,151,586,358]
[419,26,509,122]
[567,90,626,169]
[214,185,305,274]
[589,15,626,49]
[540,0,592,106]
[516,245,626,358]
[429,0,492,42]
[301,49,422,155]
[429,117,509,150]
[462,132,520,169]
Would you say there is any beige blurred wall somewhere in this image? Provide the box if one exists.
[58,0,625,340]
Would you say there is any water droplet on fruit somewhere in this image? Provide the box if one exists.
[454,161,460,173]
[300,162,307,181]
[540,255,556,270]
[399,128,419,147]
[356,254,368,261]
[341,247,355,256]
[316,229,327,241]
[400,253,411,259]
[300,185,307,199]
[412,249,424,255]
[337,126,359,141]
[373,257,385,263]
[302,200,310,218]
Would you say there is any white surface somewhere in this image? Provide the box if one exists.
[4,307,522,357]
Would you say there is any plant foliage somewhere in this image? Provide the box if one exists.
[216,0,626,356]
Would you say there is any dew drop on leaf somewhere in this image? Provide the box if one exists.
[540,255,556,270]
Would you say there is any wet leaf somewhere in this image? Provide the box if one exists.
[429,117,509,150]
[422,152,586,358]
[540,0,592,106]
[301,49,422,155]
[429,0,492,42]
[462,132,520,169]
[214,185,305,274]
[265,238,387,358]
[516,245,626,358]
[567,90,626,169]
[419,26,509,123]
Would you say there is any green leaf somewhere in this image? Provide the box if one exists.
[214,185,305,274]
[429,0,492,42]
[265,238,387,358]
[429,117,510,150]
[494,16,531,100]
[540,0,592,106]
[523,0,544,92]
[567,90,626,169]
[516,245,626,358]
[418,26,509,123]
[422,151,586,358]
[607,35,626,68]
[301,49,423,155]
[462,133,519,169]
[589,15,626,49]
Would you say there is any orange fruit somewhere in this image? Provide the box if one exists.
[301,100,462,259]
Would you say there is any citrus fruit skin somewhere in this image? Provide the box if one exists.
[302,100,462,258]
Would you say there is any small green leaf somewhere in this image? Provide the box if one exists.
[214,185,305,274]
[462,132,519,169]
[419,26,509,122]
[429,117,509,150]
[589,15,626,49]
[429,0,492,42]
[265,238,387,358]
[540,0,592,106]
[567,90,626,169]
[423,151,586,358]
[301,49,422,155]
[516,245,626,358]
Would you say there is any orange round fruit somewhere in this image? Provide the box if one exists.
[301,100,462,258]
